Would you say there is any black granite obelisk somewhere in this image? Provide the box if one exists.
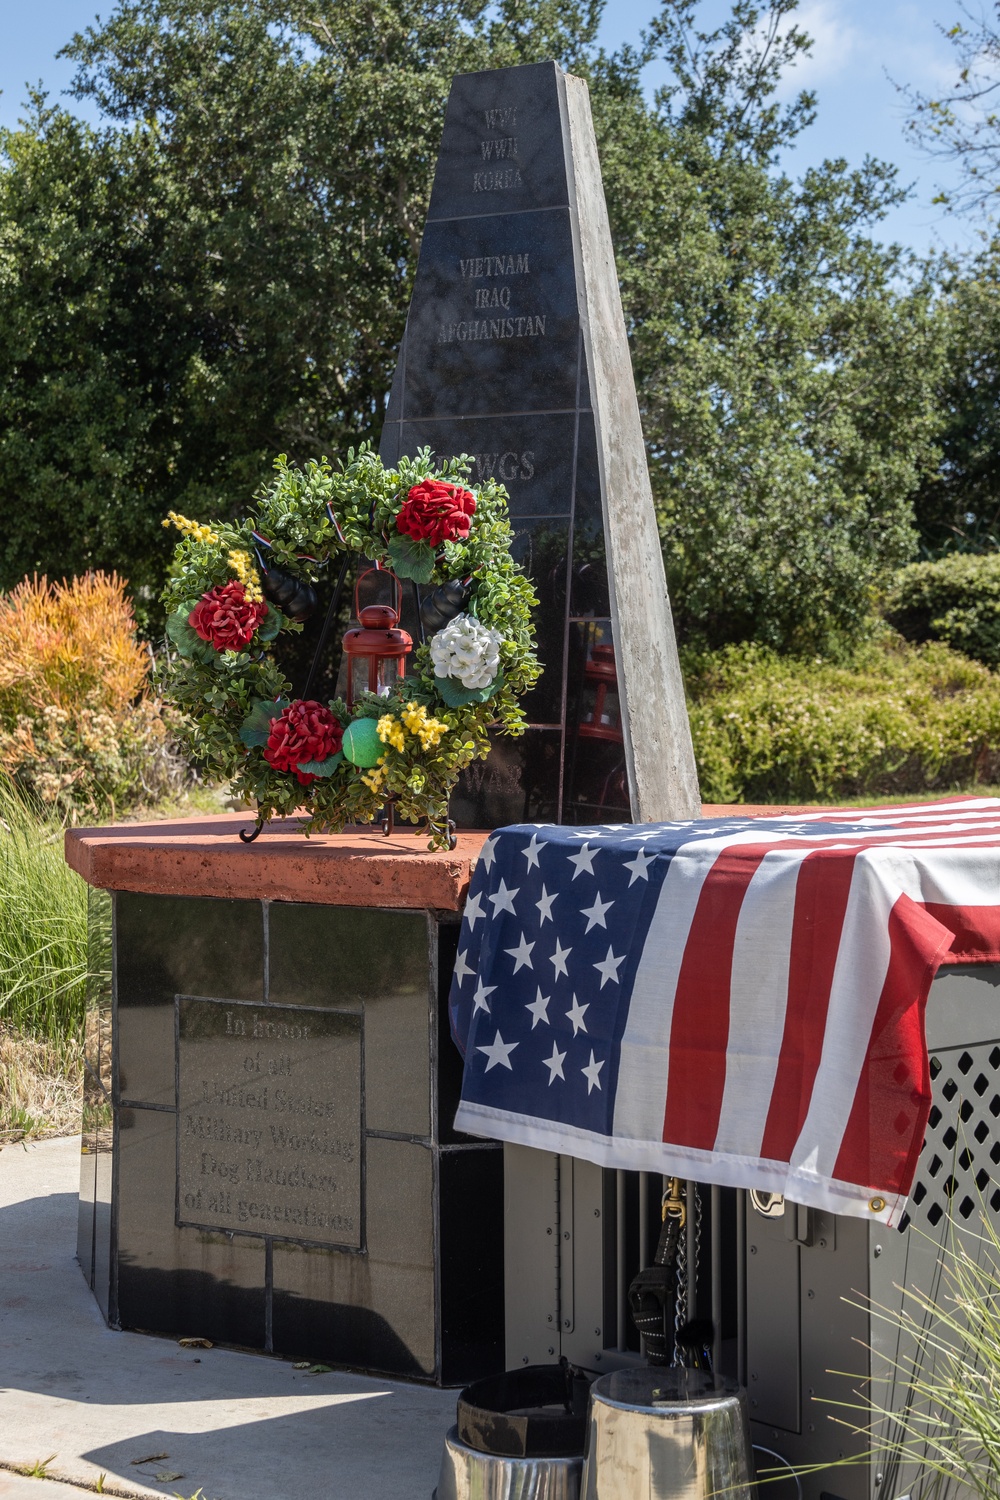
[380,60,700,826]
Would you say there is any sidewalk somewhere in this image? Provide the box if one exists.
[0,1136,456,1500]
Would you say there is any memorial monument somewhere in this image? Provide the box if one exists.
[69,58,698,1385]
[380,59,698,826]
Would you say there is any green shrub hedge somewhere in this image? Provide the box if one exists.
[686,636,1000,803]
[885,554,1000,669]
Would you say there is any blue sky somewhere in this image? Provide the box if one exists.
[0,0,978,257]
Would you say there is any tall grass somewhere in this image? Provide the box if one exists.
[0,774,88,1049]
[849,1209,1000,1500]
[784,1185,1000,1500]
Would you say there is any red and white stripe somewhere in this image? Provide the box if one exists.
[613,799,1000,1224]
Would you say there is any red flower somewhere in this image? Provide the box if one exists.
[189,582,268,652]
[263,700,344,785]
[396,479,476,548]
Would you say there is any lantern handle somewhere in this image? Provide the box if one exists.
[354,566,403,622]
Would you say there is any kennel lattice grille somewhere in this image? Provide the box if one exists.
[898,1044,1000,1234]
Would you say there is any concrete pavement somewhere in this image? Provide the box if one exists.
[0,1472,113,1500]
[0,1136,457,1500]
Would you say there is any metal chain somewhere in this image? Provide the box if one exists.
[692,1183,702,1293]
[672,1181,688,1365]
[672,1181,703,1366]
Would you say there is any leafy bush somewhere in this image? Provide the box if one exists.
[885,553,1000,669]
[687,636,1000,803]
[0,572,185,817]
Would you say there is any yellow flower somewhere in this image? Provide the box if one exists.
[401,702,423,734]
[377,714,406,753]
[400,700,447,749]
[418,717,446,750]
[227,549,264,604]
[360,757,388,793]
[163,510,219,545]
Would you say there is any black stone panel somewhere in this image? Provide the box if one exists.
[77,1073,100,1289]
[435,919,473,1145]
[76,1159,95,1289]
[564,731,630,823]
[116,1105,266,1345]
[268,904,426,1011]
[452,728,561,827]
[395,413,577,518]
[271,1137,435,1378]
[115,894,263,1107]
[568,411,611,621]
[572,410,601,534]
[570,538,611,621]
[382,336,407,429]
[85,887,112,1087]
[269,904,432,1138]
[364,981,431,1140]
[401,210,579,419]
[270,1243,430,1378]
[91,892,505,1381]
[427,61,569,222]
[513,517,571,727]
[439,1146,505,1385]
[94,1131,114,1324]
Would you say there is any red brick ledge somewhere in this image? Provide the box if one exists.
[64,815,489,911]
[64,805,820,910]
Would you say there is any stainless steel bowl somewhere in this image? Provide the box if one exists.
[435,1424,584,1500]
[581,1367,754,1500]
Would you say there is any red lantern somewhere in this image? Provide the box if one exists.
[342,568,413,708]
[578,641,622,743]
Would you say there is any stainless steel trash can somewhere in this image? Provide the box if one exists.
[435,1425,583,1500]
[581,1367,754,1500]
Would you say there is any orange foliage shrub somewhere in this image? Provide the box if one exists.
[0,574,148,722]
[0,574,184,817]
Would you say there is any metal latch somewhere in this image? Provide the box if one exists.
[750,1190,785,1218]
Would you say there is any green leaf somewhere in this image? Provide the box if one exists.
[434,669,504,707]
[166,603,214,661]
[239,698,288,747]
[387,533,435,583]
[256,606,285,643]
[295,751,344,777]
[166,606,203,654]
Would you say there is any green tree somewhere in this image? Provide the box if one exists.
[901,2,1000,220]
[0,0,945,654]
[0,102,166,598]
[908,247,1000,556]
[897,8,1000,559]
[0,0,599,615]
[594,1,945,652]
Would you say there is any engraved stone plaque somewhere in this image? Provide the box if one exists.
[176,998,362,1250]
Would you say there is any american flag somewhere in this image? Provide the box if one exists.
[449,800,1000,1225]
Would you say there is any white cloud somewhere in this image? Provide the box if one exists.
[776,0,861,95]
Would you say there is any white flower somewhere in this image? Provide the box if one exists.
[430,612,503,690]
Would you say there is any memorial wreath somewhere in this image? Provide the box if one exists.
[160,446,539,848]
